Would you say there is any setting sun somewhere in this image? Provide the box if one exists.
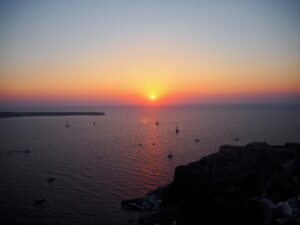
[149,95,157,101]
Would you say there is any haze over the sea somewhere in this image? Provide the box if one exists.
[0,0,299,106]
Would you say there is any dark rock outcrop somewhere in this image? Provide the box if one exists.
[122,142,300,225]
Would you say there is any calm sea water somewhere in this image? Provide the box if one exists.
[0,105,300,225]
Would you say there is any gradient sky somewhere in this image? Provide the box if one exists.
[0,0,300,106]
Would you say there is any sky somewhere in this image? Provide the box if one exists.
[0,0,300,106]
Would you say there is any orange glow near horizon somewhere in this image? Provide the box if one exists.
[1,45,299,106]
[0,40,300,106]
[1,30,300,106]
[1,86,299,106]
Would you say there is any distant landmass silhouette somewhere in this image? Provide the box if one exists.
[0,112,105,118]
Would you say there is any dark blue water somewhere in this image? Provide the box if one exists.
[0,105,300,225]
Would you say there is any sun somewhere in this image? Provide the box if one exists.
[149,94,157,101]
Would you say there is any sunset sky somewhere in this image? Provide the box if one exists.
[0,0,300,106]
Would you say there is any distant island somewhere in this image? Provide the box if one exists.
[0,112,105,118]
[122,142,300,225]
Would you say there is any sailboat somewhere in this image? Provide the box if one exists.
[47,177,56,183]
[175,126,179,134]
[34,185,46,205]
[167,147,174,159]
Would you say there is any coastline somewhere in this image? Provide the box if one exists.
[0,112,105,118]
[122,142,300,225]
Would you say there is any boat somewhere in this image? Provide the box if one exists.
[35,186,46,205]
[175,126,179,134]
[24,149,31,154]
[47,177,56,183]
[167,148,174,159]
[35,198,46,205]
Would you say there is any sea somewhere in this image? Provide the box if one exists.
[0,104,300,225]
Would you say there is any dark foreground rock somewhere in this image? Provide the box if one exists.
[122,142,300,225]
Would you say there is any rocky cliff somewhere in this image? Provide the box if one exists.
[122,142,300,225]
